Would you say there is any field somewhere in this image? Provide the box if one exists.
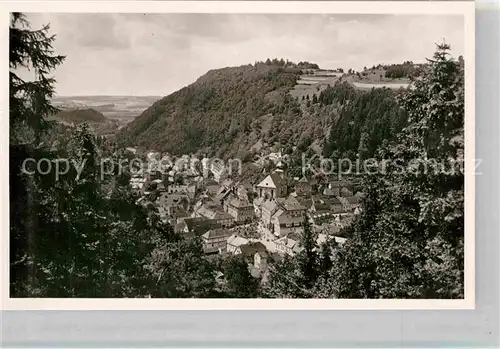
[289,68,410,101]
[289,70,340,100]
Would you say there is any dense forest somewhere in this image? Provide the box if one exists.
[53,108,107,123]
[383,61,418,79]
[118,62,415,162]
[10,12,464,298]
[117,64,301,157]
[320,81,408,161]
[51,108,121,135]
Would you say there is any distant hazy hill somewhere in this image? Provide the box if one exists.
[54,108,107,123]
[50,108,122,136]
[51,96,162,124]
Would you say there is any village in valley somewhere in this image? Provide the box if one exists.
[126,146,362,283]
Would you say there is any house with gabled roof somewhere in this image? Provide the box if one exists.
[261,199,278,227]
[275,196,307,215]
[337,196,362,212]
[202,228,232,254]
[260,195,307,232]
[194,203,235,227]
[224,195,254,223]
[310,195,344,214]
[275,235,302,256]
[271,209,304,237]
[256,169,287,199]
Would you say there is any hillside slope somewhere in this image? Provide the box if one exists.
[118,63,307,157]
[119,60,413,160]
[50,108,120,136]
[54,108,107,123]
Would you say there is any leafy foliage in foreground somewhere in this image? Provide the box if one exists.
[9,13,220,298]
[265,44,465,299]
[332,44,464,298]
[321,81,408,161]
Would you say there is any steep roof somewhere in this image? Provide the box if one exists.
[346,196,361,204]
[202,228,232,240]
[157,193,189,207]
[298,176,309,183]
[211,211,234,221]
[276,196,306,212]
[171,207,188,219]
[273,210,303,225]
[261,200,277,213]
[183,217,220,236]
[275,236,299,249]
[256,171,285,189]
[323,188,339,196]
[297,198,313,210]
[196,203,233,221]
[340,187,353,197]
[228,196,252,209]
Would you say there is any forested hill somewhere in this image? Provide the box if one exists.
[48,108,121,136]
[52,108,107,123]
[118,60,414,160]
[117,63,302,157]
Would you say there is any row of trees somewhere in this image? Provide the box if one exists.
[384,62,418,79]
[255,58,320,70]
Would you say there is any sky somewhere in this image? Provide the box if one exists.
[23,13,465,96]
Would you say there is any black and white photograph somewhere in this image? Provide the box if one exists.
[5,2,474,306]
